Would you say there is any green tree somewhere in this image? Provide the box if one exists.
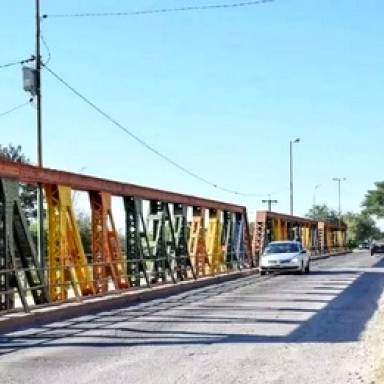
[0,144,37,221]
[306,204,340,225]
[343,212,381,245]
[362,181,384,218]
[76,211,92,256]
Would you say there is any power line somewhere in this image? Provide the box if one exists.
[41,34,51,66]
[42,0,274,19]
[0,99,33,119]
[43,64,277,197]
[0,56,35,70]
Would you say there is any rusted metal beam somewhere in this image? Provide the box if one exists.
[256,210,318,226]
[0,160,245,213]
[256,210,346,230]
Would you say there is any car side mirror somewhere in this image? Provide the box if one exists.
[301,249,307,254]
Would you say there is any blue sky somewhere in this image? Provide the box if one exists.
[1,0,384,222]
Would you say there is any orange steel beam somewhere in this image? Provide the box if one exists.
[90,191,129,293]
[0,160,245,213]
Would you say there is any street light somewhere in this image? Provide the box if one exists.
[313,184,321,206]
[289,138,300,215]
[332,177,346,224]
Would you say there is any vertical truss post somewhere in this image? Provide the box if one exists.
[222,211,235,270]
[188,206,210,277]
[252,212,267,264]
[147,200,176,284]
[272,218,278,241]
[234,213,245,267]
[242,209,253,267]
[206,209,224,275]
[0,178,48,312]
[312,225,318,255]
[341,227,346,250]
[123,197,150,288]
[326,227,332,253]
[45,184,94,301]
[234,211,253,268]
[332,229,337,252]
[0,179,13,310]
[90,191,129,294]
[173,203,195,280]
[318,222,325,255]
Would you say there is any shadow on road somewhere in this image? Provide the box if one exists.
[1,256,384,355]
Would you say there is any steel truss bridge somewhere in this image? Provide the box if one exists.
[0,160,346,316]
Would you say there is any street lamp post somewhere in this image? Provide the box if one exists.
[332,177,346,225]
[289,138,300,215]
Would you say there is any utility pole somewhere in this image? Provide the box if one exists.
[332,177,346,226]
[262,197,278,212]
[289,138,300,215]
[35,0,44,269]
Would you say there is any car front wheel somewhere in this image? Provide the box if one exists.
[296,262,305,275]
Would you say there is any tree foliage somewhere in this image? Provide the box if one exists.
[362,181,384,218]
[343,212,382,244]
[76,211,92,256]
[306,204,340,225]
[0,144,37,220]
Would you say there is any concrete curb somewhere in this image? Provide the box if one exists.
[311,251,349,261]
[0,269,258,334]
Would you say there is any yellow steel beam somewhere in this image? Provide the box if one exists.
[188,208,210,277]
[206,210,225,274]
[45,185,94,301]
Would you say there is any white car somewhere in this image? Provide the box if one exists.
[260,240,310,275]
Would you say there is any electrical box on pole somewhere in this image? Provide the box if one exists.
[22,66,37,96]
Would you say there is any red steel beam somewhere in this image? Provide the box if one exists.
[321,221,347,230]
[256,210,317,226]
[0,160,245,213]
[256,210,346,230]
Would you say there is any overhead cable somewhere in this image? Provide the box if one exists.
[0,99,33,119]
[43,64,279,197]
[41,34,52,66]
[43,0,274,19]
[0,56,35,70]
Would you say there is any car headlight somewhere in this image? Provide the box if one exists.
[290,257,299,263]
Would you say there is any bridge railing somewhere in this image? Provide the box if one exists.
[252,210,348,257]
[0,249,250,315]
[0,160,253,315]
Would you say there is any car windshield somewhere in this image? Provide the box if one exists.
[264,243,299,254]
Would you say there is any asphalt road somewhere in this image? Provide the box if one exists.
[1,251,384,384]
